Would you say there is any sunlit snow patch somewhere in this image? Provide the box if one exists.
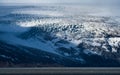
[16,19,62,27]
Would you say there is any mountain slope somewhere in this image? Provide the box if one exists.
[0,5,120,67]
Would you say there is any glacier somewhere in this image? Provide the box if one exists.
[0,4,120,67]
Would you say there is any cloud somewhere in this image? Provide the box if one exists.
[0,0,58,3]
[0,0,120,4]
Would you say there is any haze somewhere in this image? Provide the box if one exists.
[0,0,120,5]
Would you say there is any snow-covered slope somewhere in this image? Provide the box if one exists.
[0,5,120,67]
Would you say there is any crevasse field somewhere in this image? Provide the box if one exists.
[0,4,120,67]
